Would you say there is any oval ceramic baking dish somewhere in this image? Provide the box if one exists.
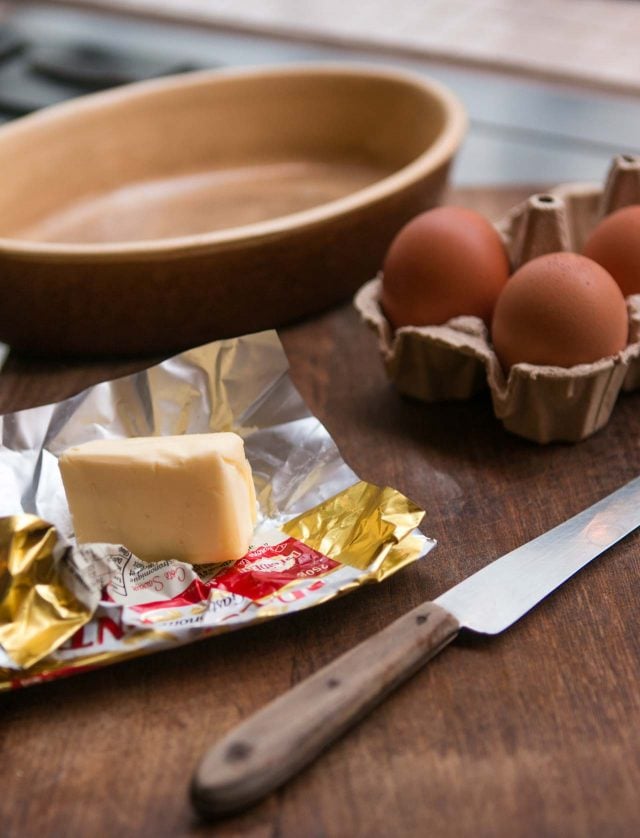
[0,63,466,356]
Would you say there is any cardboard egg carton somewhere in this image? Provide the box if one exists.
[354,155,640,443]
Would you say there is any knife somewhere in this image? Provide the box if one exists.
[191,475,640,817]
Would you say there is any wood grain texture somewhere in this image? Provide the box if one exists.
[1,187,640,838]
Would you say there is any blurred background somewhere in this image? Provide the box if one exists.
[4,0,640,188]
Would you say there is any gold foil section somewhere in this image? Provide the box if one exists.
[0,481,430,689]
[0,516,93,668]
[283,481,427,577]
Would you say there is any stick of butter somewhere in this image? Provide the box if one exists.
[59,433,257,564]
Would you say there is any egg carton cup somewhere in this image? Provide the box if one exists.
[354,154,640,444]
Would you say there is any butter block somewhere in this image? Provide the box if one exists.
[59,433,257,564]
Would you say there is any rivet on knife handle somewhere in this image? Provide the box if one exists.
[190,601,460,818]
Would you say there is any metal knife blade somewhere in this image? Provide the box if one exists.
[436,474,640,634]
[191,475,640,818]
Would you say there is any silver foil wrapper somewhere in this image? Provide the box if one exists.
[0,330,433,688]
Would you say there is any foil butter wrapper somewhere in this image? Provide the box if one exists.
[0,331,433,689]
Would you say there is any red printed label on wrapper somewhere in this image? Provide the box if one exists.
[128,536,339,614]
[210,537,339,600]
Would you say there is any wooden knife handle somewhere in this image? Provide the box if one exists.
[191,601,460,818]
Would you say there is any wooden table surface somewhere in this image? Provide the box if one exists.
[1,187,639,838]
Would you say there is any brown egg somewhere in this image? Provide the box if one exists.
[491,252,628,371]
[583,205,640,296]
[380,206,510,328]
